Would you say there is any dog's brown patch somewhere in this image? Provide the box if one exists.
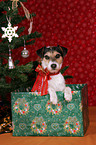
[43,51,63,64]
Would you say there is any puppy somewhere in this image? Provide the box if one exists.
[36,45,72,104]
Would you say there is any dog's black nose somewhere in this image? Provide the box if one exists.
[51,64,57,69]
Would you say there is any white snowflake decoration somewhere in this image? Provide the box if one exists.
[1,22,18,42]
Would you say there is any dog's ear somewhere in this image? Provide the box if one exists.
[57,45,68,57]
[36,46,46,58]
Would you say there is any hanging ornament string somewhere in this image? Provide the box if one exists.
[9,47,11,57]
[6,16,11,23]
[11,0,33,34]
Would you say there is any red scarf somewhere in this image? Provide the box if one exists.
[31,65,59,96]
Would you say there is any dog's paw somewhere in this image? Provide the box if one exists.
[53,98,57,105]
[50,93,57,105]
[64,87,72,102]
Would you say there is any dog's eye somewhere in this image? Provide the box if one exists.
[55,54,61,59]
[44,55,50,60]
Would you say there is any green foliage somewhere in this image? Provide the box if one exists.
[60,66,73,80]
[64,75,73,80]
[60,66,69,74]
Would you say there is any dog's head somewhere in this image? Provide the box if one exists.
[37,45,68,73]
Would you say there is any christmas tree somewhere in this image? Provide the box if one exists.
[0,0,41,105]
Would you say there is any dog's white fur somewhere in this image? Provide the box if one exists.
[42,60,62,73]
[42,60,72,104]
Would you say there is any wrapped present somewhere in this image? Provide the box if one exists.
[11,84,89,136]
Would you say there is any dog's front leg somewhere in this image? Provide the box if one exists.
[64,87,72,102]
[48,88,57,104]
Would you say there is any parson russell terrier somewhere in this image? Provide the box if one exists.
[31,45,72,104]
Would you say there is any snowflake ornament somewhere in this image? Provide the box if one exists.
[1,22,19,42]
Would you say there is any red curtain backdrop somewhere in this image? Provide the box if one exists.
[12,0,96,106]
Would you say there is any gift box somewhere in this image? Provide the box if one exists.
[11,84,89,136]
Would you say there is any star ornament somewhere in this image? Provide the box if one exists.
[1,22,19,42]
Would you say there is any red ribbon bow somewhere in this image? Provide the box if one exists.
[31,65,51,96]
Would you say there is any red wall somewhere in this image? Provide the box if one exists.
[13,0,96,106]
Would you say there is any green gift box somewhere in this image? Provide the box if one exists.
[11,84,89,136]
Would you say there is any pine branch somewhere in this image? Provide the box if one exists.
[60,66,69,74]
[64,75,73,80]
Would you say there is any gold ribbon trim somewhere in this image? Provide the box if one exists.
[11,0,31,20]
[20,1,30,20]
[11,0,19,9]
[11,0,33,34]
